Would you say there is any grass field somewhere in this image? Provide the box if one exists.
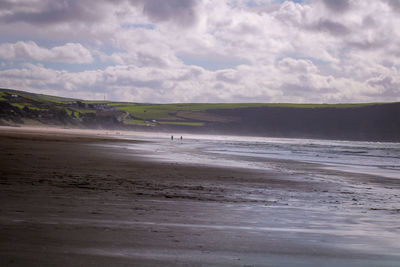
[1,88,397,129]
[110,102,389,126]
[158,121,204,126]
[123,119,148,126]
[0,92,6,101]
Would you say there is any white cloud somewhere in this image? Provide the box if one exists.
[0,41,93,64]
[278,58,318,74]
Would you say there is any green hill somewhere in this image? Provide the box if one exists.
[1,88,399,142]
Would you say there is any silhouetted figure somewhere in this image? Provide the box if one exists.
[171,135,173,140]
[180,136,183,140]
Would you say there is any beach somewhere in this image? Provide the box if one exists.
[0,126,399,266]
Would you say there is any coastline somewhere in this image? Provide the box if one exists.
[1,126,399,266]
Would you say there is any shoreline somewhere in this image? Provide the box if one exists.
[1,127,399,266]
[3,124,400,145]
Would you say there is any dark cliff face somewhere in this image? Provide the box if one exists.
[206,103,400,142]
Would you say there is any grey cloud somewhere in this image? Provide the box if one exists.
[131,0,200,26]
[0,0,13,9]
[368,76,393,88]
[362,16,376,28]
[346,30,394,50]
[321,0,350,13]
[0,0,108,25]
[386,0,400,12]
[347,39,386,50]
[314,19,351,36]
[1,0,200,28]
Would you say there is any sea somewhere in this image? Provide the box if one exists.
[118,132,400,180]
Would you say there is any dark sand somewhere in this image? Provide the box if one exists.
[0,127,399,266]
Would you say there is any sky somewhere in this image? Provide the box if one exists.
[0,0,399,103]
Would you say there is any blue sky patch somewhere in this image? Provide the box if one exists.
[121,23,155,30]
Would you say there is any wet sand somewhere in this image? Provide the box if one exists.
[0,126,399,266]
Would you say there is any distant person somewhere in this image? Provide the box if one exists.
[180,136,183,140]
[171,135,173,140]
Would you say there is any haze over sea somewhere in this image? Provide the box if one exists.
[116,133,400,180]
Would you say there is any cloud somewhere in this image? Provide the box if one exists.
[386,0,400,12]
[0,0,107,25]
[0,41,93,64]
[278,58,318,74]
[321,0,350,13]
[0,0,201,29]
[2,59,398,104]
[141,0,200,26]
[0,0,13,9]
[121,0,201,28]
[346,39,386,50]
[313,19,351,36]
[216,69,241,83]
[0,0,399,104]
[367,73,400,97]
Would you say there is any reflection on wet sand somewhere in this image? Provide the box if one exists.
[0,127,399,266]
